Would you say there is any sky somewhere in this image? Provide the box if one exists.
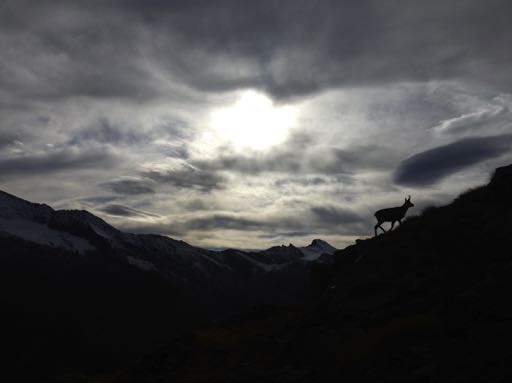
[1,0,512,250]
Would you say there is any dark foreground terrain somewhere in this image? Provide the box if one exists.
[3,164,512,382]
[116,164,512,383]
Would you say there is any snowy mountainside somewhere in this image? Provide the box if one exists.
[0,190,53,221]
[0,217,94,255]
[0,191,96,254]
[0,190,336,293]
[299,239,337,260]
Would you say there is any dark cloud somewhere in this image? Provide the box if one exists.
[394,134,512,186]
[310,205,362,225]
[0,146,118,178]
[0,1,158,100]
[2,1,512,100]
[185,199,213,211]
[101,177,155,195]
[98,204,160,218]
[68,119,192,157]
[0,131,17,148]
[164,145,189,160]
[79,195,119,205]
[123,0,512,97]
[194,143,395,176]
[69,119,145,145]
[143,163,226,192]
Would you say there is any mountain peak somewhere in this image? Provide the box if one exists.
[300,239,337,261]
[0,189,54,222]
[310,238,328,247]
[307,239,336,251]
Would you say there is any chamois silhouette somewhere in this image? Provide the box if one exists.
[374,196,414,237]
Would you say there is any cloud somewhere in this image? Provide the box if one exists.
[184,199,215,211]
[0,131,17,148]
[67,119,193,157]
[194,141,396,176]
[310,205,362,225]
[143,163,226,192]
[182,214,263,231]
[0,1,159,100]
[0,146,118,178]
[258,231,315,239]
[431,103,510,135]
[274,176,331,187]
[69,119,146,145]
[101,177,156,195]
[175,203,366,237]
[394,134,512,186]
[2,1,512,101]
[129,0,512,97]
[78,195,119,205]
[98,204,160,218]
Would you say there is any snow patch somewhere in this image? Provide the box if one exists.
[91,224,113,239]
[299,239,337,261]
[236,252,285,272]
[196,251,233,270]
[126,256,157,272]
[0,218,95,255]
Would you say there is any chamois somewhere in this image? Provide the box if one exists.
[374,196,414,237]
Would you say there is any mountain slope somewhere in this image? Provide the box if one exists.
[280,163,512,382]
[118,164,512,383]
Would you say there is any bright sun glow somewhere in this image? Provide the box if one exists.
[211,90,295,150]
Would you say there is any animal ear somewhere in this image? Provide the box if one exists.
[407,195,411,201]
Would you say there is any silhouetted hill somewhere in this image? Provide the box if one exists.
[117,164,512,382]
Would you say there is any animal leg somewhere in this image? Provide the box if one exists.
[375,222,386,236]
[390,221,395,231]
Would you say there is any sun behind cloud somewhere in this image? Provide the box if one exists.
[210,90,296,151]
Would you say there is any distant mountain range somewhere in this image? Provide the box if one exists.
[0,189,336,293]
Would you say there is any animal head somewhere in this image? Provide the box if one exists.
[404,195,414,208]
